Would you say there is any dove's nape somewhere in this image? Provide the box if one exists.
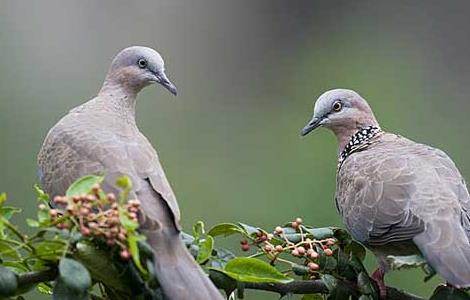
[37,46,223,299]
[301,89,470,297]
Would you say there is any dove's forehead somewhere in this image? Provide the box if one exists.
[314,89,361,111]
[112,46,164,67]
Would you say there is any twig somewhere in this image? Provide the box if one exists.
[238,279,425,300]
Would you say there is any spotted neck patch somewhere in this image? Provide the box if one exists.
[338,126,382,170]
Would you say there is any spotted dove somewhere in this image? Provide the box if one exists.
[38,46,223,299]
[301,89,470,296]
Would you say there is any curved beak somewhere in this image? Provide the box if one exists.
[155,71,177,96]
[301,117,322,136]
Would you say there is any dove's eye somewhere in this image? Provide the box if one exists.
[333,101,342,112]
[137,59,147,68]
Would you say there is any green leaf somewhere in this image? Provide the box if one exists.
[207,223,244,238]
[35,240,68,260]
[66,175,103,197]
[116,176,132,189]
[26,218,40,228]
[319,254,337,271]
[215,257,293,284]
[197,236,214,264]
[193,221,205,240]
[386,254,427,271]
[37,283,53,295]
[238,223,261,236]
[302,295,324,300]
[0,193,6,206]
[33,184,49,204]
[58,257,91,292]
[430,286,470,300]
[321,274,338,291]
[0,266,18,297]
[0,206,21,220]
[344,241,366,261]
[0,240,20,259]
[74,241,130,292]
[128,233,147,275]
[118,207,139,231]
[209,269,237,296]
[357,272,375,295]
[53,278,88,300]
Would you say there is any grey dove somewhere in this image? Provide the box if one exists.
[38,46,223,300]
[301,89,470,296]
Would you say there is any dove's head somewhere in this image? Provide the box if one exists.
[103,46,177,96]
[301,89,379,138]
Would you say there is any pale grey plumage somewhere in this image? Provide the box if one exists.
[38,46,222,299]
[302,89,470,288]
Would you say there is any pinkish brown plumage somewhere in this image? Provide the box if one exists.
[302,89,470,296]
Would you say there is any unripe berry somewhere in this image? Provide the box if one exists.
[267,233,274,240]
[120,250,130,260]
[307,262,319,271]
[49,209,58,217]
[291,249,300,257]
[291,221,299,229]
[80,227,90,236]
[264,245,274,252]
[326,238,335,246]
[38,204,46,210]
[107,193,116,203]
[297,246,306,256]
[295,217,303,224]
[324,248,333,256]
[275,245,284,252]
[275,226,283,235]
[307,249,319,259]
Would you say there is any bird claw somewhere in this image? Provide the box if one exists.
[371,268,387,299]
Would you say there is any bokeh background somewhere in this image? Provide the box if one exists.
[2,1,470,299]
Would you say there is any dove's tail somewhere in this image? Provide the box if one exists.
[413,219,470,288]
[143,227,224,300]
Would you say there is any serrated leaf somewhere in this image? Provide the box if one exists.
[215,257,293,284]
[35,240,67,260]
[207,223,244,237]
[58,258,91,292]
[66,175,103,197]
[197,236,214,264]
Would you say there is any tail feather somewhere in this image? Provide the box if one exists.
[145,229,224,300]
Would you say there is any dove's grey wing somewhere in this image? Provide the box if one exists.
[337,134,470,287]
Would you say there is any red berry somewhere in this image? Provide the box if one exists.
[240,239,248,245]
[324,248,333,256]
[120,250,130,259]
[80,227,90,236]
[241,244,250,252]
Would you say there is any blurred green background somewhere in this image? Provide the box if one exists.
[2,0,470,298]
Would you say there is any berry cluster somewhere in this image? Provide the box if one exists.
[43,184,141,260]
[240,217,336,276]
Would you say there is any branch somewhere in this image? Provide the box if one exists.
[16,267,58,287]
[240,280,425,300]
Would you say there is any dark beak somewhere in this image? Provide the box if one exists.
[156,71,177,96]
[301,117,322,136]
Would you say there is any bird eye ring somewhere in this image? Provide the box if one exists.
[333,101,342,112]
[137,59,147,68]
